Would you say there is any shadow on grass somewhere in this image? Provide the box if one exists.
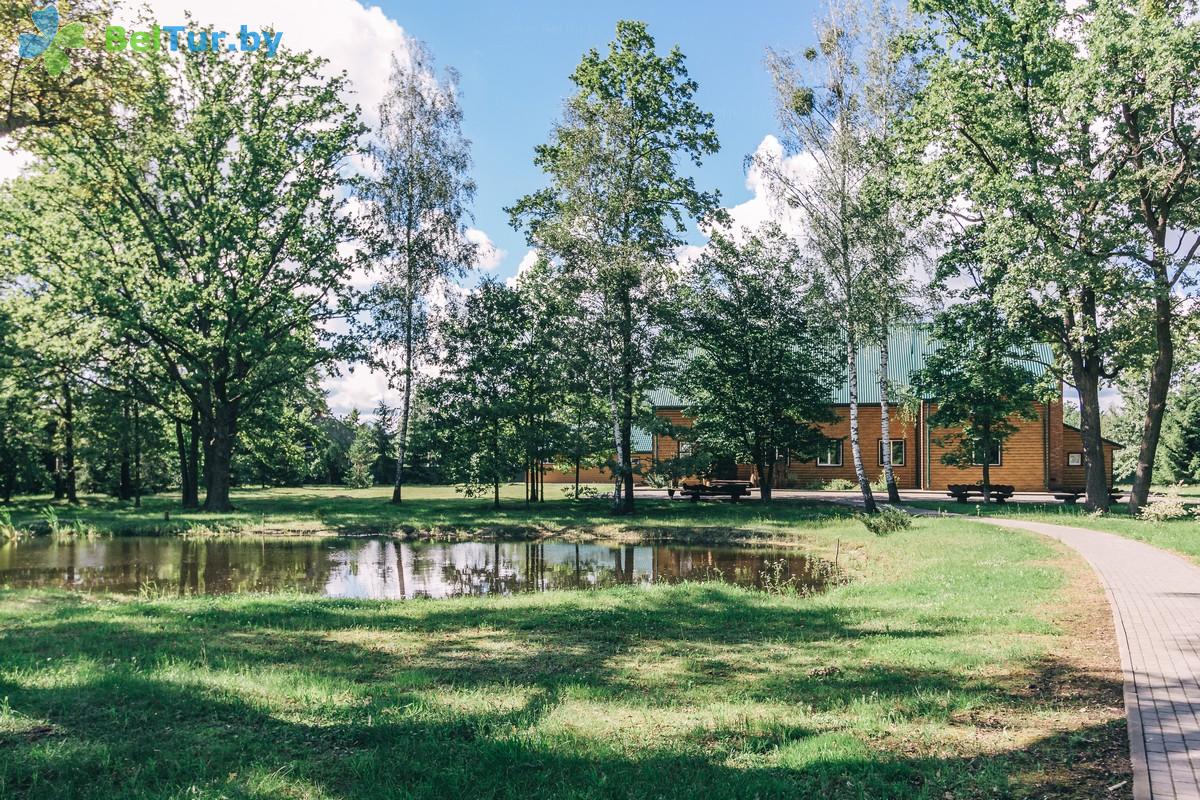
[3,490,857,538]
[0,587,1131,799]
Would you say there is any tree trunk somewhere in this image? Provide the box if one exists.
[608,382,625,511]
[619,288,636,515]
[759,458,774,502]
[878,335,901,504]
[574,456,580,499]
[391,311,415,505]
[62,379,77,504]
[980,421,992,505]
[1069,356,1110,511]
[185,410,201,508]
[120,401,134,501]
[175,418,190,507]
[847,334,877,513]
[202,403,237,512]
[132,402,142,509]
[1129,292,1173,512]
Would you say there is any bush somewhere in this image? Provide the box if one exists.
[824,478,858,491]
[857,506,913,535]
[1138,494,1195,522]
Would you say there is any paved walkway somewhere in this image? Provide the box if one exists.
[956,516,1200,800]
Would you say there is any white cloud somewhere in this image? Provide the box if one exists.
[722,135,813,238]
[323,364,396,419]
[506,249,540,287]
[123,0,412,128]
[465,227,505,271]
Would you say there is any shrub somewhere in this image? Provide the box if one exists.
[857,506,913,535]
[824,478,858,491]
[1138,494,1195,522]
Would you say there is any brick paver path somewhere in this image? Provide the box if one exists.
[969,517,1200,800]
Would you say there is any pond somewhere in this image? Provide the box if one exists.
[0,536,837,599]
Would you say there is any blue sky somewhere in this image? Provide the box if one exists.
[376,0,824,281]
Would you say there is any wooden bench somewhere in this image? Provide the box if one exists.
[1053,488,1124,505]
[680,480,755,502]
[946,483,1015,503]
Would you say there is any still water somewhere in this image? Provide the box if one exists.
[0,537,834,599]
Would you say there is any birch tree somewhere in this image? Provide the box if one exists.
[363,43,477,505]
[758,0,905,512]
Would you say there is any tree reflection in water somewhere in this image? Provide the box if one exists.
[0,537,837,599]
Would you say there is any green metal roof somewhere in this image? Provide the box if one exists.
[648,388,686,407]
[649,325,1055,408]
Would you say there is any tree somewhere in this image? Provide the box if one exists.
[1083,0,1200,511]
[361,42,477,506]
[509,21,721,514]
[345,412,376,489]
[912,293,1052,502]
[673,225,841,500]
[428,279,527,508]
[1162,378,1200,484]
[5,45,364,512]
[908,0,1199,511]
[757,0,910,512]
[1,0,122,140]
[369,400,398,486]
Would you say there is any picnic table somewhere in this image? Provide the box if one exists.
[679,480,755,502]
[946,483,1015,503]
[1052,488,1124,505]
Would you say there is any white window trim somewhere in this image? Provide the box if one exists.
[817,439,843,468]
[878,439,906,467]
[1067,452,1082,466]
[972,443,1002,466]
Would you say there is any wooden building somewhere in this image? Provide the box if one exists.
[543,327,1119,491]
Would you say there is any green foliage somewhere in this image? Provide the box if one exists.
[912,290,1052,494]
[346,415,377,489]
[907,0,1200,508]
[508,20,722,511]
[856,506,912,535]
[1162,379,1200,484]
[672,224,842,498]
[4,43,365,512]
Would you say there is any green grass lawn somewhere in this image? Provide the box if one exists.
[2,484,864,544]
[909,498,1200,565]
[0,510,1129,799]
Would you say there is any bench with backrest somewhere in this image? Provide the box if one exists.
[1052,488,1124,505]
[680,480,755,502]
[946,483,1015,503]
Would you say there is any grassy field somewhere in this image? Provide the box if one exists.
[3,484,868,544]
[910,498,1200,565]
[0,510,1130,799]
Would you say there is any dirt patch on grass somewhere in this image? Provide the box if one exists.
[1003,543,1132,799]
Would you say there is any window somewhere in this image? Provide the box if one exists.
[973,442,1002,466]
[1067,452,1083,466]
[817,439,843,467]
[878,439,906,467]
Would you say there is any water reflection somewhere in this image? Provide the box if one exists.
[0,537,835,599]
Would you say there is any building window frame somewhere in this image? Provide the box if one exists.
[1067,452,1083,467]
[877,439,906,467]
[972,442,1003,466]
[816,439,843,467]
